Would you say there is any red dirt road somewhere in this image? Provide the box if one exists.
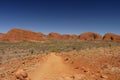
[29,53,77,80]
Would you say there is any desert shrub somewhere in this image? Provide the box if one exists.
[0,40,120,61]
[29,49,34,54]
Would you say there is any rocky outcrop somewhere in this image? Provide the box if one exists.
[61,34,78,40]
[71,34,78,39]
[78,32,102,40]
[62,34,71,40]
[1,28,120,42]
[103,33,120,41]
[1,28,44,42]
[47,32,62,40]
[0,33,5,41]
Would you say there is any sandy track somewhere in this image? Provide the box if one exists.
[29,53,75,80]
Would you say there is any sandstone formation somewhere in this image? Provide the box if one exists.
[62,34,71,40]
[61,34,78,40]
[47,33,79,40]
[0,28,120,42]
[78,32,102,40]
[1,28,44,42]
[103,33,120,41]
[71,34,78,39]
[47,32,62,40]
[0,33,5,40]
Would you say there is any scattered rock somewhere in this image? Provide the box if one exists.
[15,69,31,80]
[100,75,108,79]
[74,67,79,69]
[64,58,69,61]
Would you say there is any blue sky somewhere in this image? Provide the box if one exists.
[0,0,120,35]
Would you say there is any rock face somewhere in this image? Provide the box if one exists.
[62,34,71,40]
[0,33,5,39]
[47,32,62,40]
[61,34,78,40]
[0,33,5,41]
[0,28,120,42]
[71,34,78,39]
[103,33,120,41]
[78,32,102,40]
[47,33,79,40]
[1,28,44,42]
